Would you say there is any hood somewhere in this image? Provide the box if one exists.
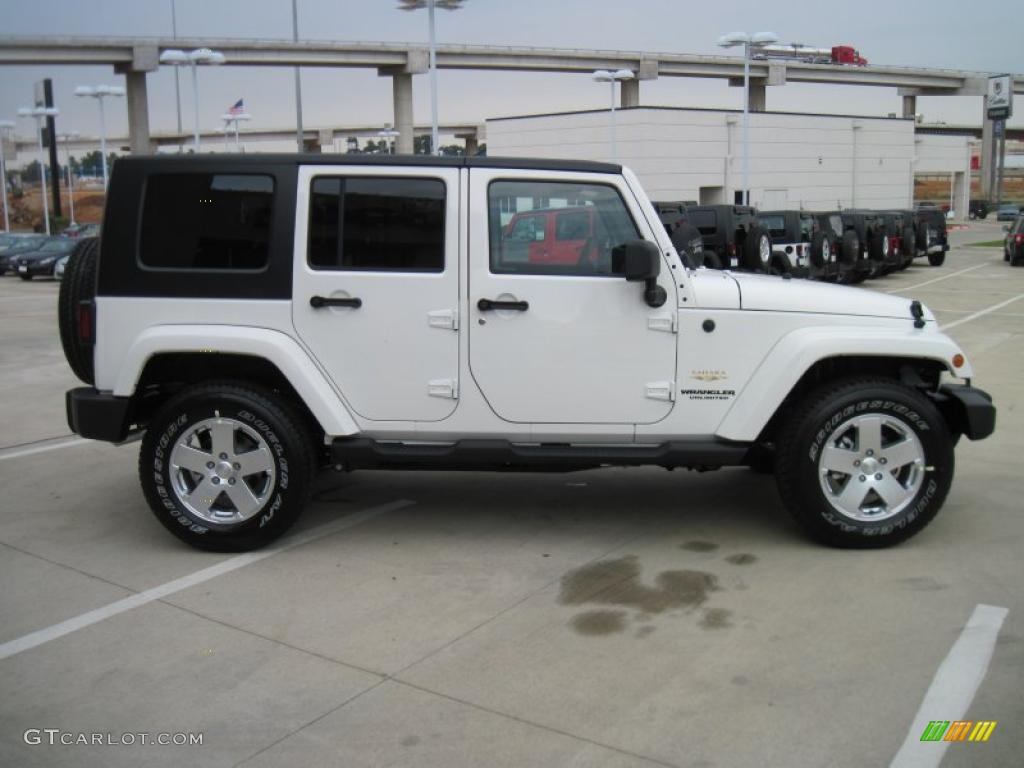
[729,272,934,322]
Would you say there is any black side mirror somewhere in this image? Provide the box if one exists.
[612,240,666,308]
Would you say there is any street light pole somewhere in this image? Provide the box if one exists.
[398,1,465,155]
[292,0,304,152]
[160,49,226,153]
[0,120,13,232]
[592,69,634,161]
[718,31,777,206]
[59,132,79,226]
[75,85,124,188]
[170,0,183,151]
[18,106,59,234]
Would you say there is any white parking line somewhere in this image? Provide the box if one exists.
[889,604,1008,768]
[0,499,413,661]
[0,437,91,462]
[941,294,1024,330]
[885,264,987,294]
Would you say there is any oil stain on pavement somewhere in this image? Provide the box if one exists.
[560,549,758,637]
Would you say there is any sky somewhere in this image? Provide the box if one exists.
[0,0,1021,163]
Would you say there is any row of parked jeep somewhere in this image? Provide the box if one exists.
[654,203,950,283]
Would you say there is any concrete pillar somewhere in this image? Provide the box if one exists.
[902,94,917,120]
[748,80,766,112]
[980,107,995,199]
[620,79,640,108]
[463,136,478,156]
[124,70,153,155]
[392,73,414,155]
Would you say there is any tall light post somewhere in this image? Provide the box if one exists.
[717,31,778,205]
[291,0,304,152]
[17,106,59,235]
[221,112,251,152]
[0,120,13,232]
[170,0,183,151]
[58,131,80,226]
[74,85,124,189]
[593,69,634,161]
[159,48,226,151]
[398,0,465,155]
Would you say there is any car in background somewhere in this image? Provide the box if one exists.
[914,208,949,266]
[1005,215,1024,266]
[969,199,990,220]
[877,210,916,272]
[685,204,774,272]
[61,223,100,239]
[54,253,72,279]
[757,209,840,281]
[12,237,77,280]
[996,204,1021,222]
[0,234,49,275]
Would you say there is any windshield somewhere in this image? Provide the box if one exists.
[41,240,72,252]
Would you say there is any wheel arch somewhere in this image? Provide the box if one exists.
[115,325,359,438]
[717,328,965,443]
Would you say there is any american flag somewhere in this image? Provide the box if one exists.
[227,99,244,116]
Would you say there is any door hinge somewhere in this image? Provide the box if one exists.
[428,379,459,399]
[428,309,459,331]
[647,315,678,333]
[645,381,676,401]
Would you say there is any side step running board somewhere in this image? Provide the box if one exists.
[330,437,750,472]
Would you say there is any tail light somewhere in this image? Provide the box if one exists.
[77,300,94,345]
[1015,234,1024,245]
[727,242,736,257]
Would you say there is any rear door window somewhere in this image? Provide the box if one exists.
[759,215,788,240]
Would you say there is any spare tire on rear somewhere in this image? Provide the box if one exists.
[901,226,916,258]
[840,230,859,266]
[59,237,99,385]
[810,231,827,268]
[742,226,772,271]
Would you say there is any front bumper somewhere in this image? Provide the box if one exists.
[66,387,133,443]
[931,384,996,441]
[16,260,57,277]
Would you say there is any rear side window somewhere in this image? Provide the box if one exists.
[308,176,445,271]
[687,210,717,234]
[799,216,814,241]
[758,215,787,239]
[139,174,274,270]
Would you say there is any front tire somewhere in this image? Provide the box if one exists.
[775,378,954,548]
[139,382,315,551]
[927,251,946,266]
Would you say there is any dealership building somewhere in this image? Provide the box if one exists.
[486,107,971,216]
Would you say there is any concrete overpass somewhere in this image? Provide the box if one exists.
[1,35,1021,194]
[8,122,485,156]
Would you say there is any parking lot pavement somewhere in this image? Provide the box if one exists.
[1,236,1022,768]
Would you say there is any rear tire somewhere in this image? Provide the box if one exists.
[19,274,31,281]
[742,227,772,272]
[58,237,100,385]
[775,378,953,548]
[927,251,946,267]
[139,382,315,552]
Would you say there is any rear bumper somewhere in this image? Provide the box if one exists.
[66,387,133,443]
[931,384,996,441]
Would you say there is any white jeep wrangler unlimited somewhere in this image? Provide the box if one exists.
[60,155,995,551]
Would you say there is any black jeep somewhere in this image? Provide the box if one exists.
[876,210,916,273]
[685,204,774,272]
[839,210,892,280]
[757,210,841,281]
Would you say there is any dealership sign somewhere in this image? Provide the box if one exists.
[987,74,1013,120]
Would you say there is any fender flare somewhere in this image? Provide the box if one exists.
[113,325,360,437]
[715,325,969,442]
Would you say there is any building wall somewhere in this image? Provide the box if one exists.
[486,107,968,214]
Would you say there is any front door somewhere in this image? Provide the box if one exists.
[292,165,461,422]
[468,170,677,425]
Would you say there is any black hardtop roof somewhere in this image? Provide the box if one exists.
[115,153,621,174]
[758,209,815,217]
[687,204,756,214]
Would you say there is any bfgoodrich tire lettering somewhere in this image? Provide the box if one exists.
[139,382,314,551]
[776,378,954,548]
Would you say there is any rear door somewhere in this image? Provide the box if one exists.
[468,169,677,425]
[292,165,461,422]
